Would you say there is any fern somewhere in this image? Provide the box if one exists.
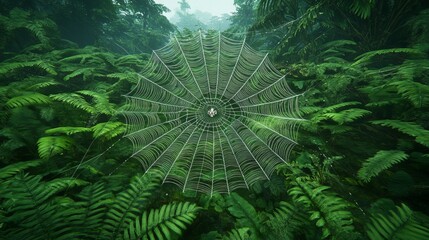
[102,173,161,239]
[63,67,96,81]
[92,121,126,140]
[366,204,429,240]
[0,61,57,75]
[315,108,371,124]
[288,177,354,239]
[389,80,429,107]
[320,101,362,113]
[226,193,262,239]
[372,120,429,148]
[357,150,409,182]
[221,228,252,240]
[45,126,92,135]
[265,201,309,240]
[6,93,52,108]
[37,136,74,159]
[78,90,116,115]
[124,202,200,240]
[76,183,112,239]
[0,160,42,180]
[50,93,95,113]
[349,0,375,19]
[352,48,423,66]
[0,174,83,240]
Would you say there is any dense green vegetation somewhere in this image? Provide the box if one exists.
[1,0,429,239]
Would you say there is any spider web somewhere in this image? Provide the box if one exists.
[121,32,304,195]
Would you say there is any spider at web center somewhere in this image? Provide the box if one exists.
[207,107,217,117]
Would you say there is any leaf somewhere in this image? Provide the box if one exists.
[37,136,74,159]
[371,120,429,148]
[6,93,52,108]
[0,160,43,180]
[366,204,429,240]
[358,150,409,182]
[124,202,200,240]
[45,126,92,135]
[352,48,423,66]
[92,122,126,140]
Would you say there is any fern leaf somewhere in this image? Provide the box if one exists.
[0,160,42,180]
[76,183,112,239]
[372,120,429,147]
[350,0,375,19]
[0,61,57,75]
[352,48,423,66]
[6,93,51,108]
[92,122,126,140]
[63,67,96,81]
[50,93,95,113]
[124,202,200,240]
[288,177,354,239]
[102,173,160,239]
[366,204,429,240]
[222,228,251,240]
[77,90,116,115]
[316,108,371,124]
[226,193,262,238]
[265,201,309,239]
[37,136,73,159]
[320,101,362,113]
[358,150,409,182]
[45,126,92,135]
[389,80,429,107]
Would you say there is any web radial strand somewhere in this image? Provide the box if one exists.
[121,32,303,194]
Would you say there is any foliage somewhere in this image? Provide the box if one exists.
[124,202,200,240]
[358,150,409,183]
[366,204,429,240]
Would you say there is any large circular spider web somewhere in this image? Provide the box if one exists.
[122,32,304,195]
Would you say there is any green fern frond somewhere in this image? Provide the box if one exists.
[316,108,371,124]
[92,122,126,140]
[6,93,51,108]
[0,174,84,240]
[321,101,362,113]
[358,150,409,182]
[77,90,116,115]
[107,72,140,83]
[45,126,92,135]
[265,201,309,239]
[389,80,429,107]
[50,93,95,113]
[45,178,88,191]
[371,120,429,147]
[63,67,96,81]
[0,160,42,180]
[288,177,354,239]
[349,0,375,19]
[0,61,57,75]
[366,204,429,240]
[103,173,161,239]
[37,136,73,159]
[352,48,423,66]
[76,183,112,238]
[60,53,103,64]
[226,193,262,238]
[221,228,251,240]
[27,80,60,90]
[124,202,200,240]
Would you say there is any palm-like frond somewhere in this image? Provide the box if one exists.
[288,177,355,239]
[102,173,160,239]
[366,204,429,240]
[358,150,409,182]
[371,120,429,148]
[226,193,262,238]
[37,136,74,159]
[124,202,200,240]
[0,160,42,180]
[0,174,83,240]
[6,93,52,108]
